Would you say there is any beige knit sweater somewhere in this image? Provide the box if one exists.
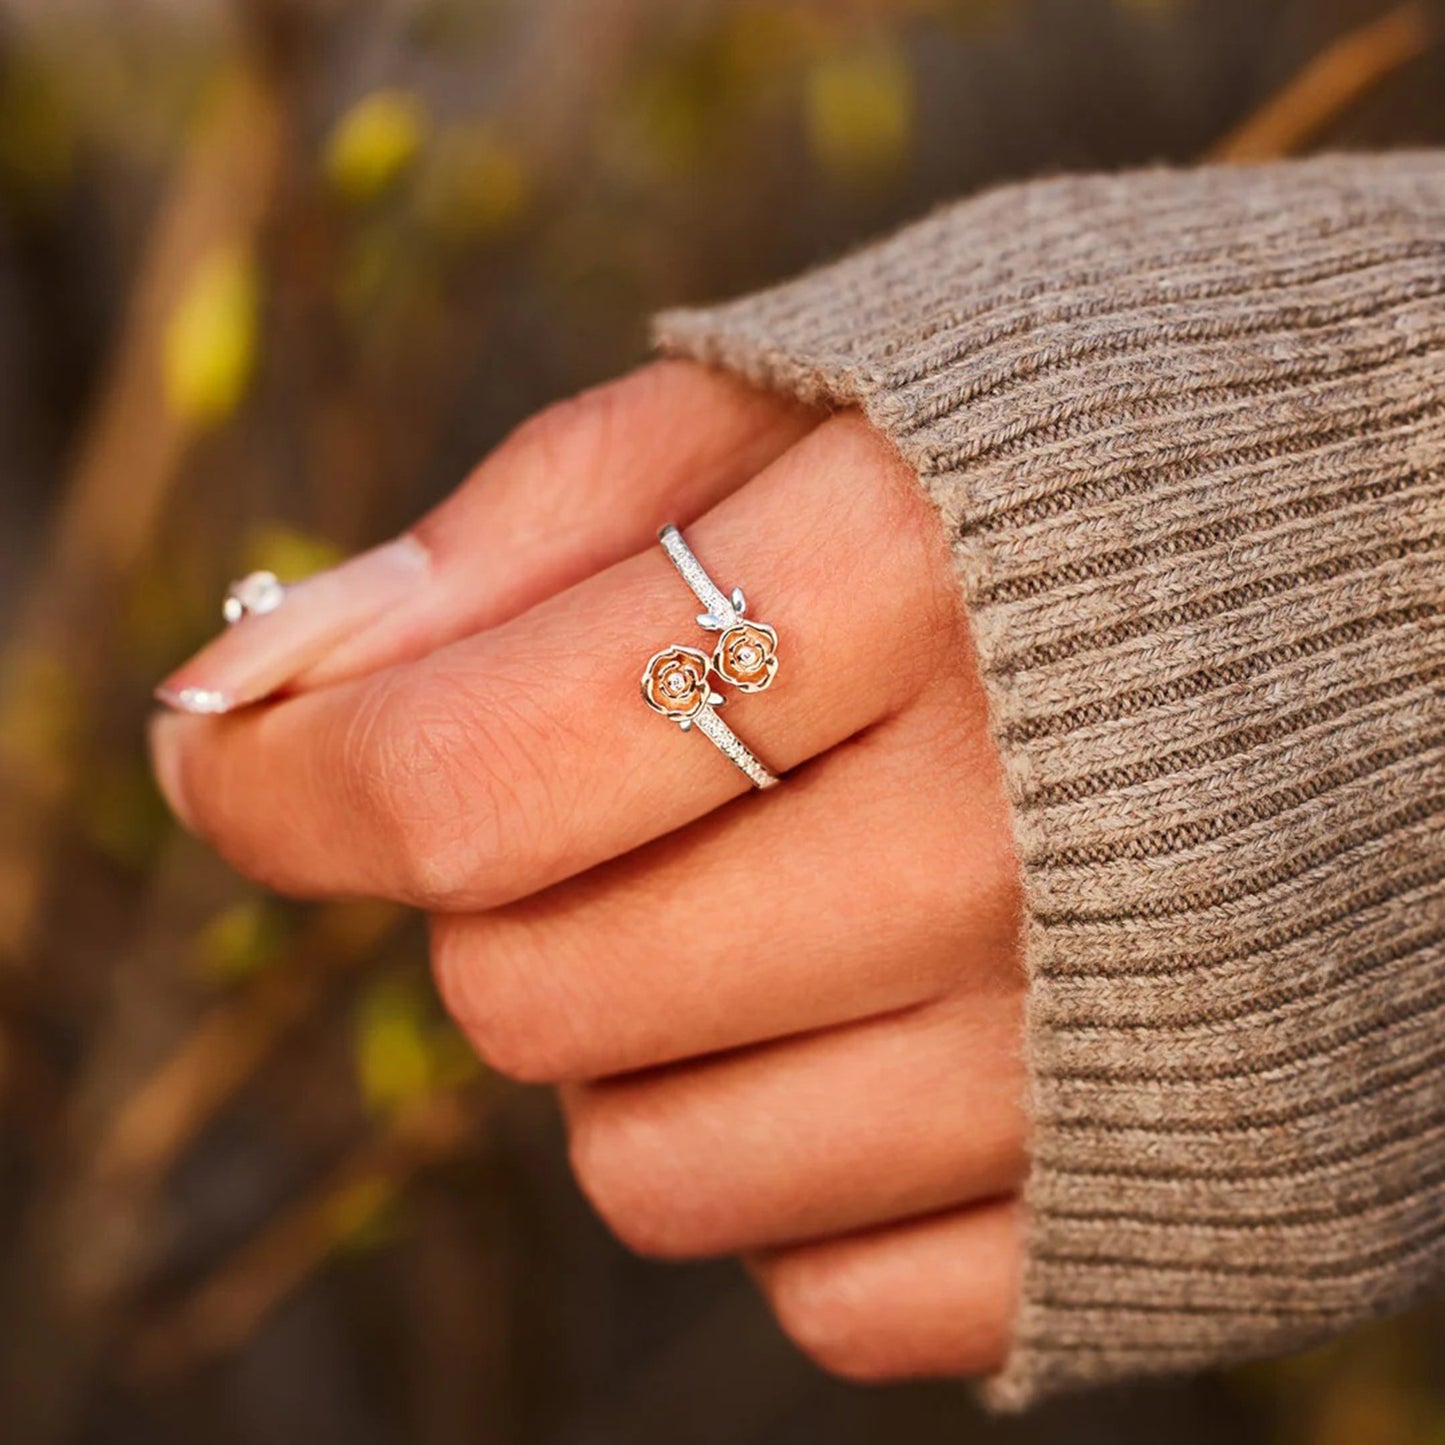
[656,154,1445,1408]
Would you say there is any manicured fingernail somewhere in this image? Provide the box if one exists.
[148,712,196,833]
[155,535,431,715]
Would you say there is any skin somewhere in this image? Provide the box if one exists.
[150,360,1028,1384]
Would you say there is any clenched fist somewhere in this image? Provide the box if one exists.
[152,360,1026,1383]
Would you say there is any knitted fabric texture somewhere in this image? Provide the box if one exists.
[655,154,1445,1408]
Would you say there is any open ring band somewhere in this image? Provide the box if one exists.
[640,644,779,790]
[658,525,780,693]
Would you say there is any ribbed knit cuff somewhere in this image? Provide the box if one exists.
[656,154,1445,1408]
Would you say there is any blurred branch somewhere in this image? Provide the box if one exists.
[83,0,657,1198]
[505,0,652,161]
[0,63,290,969]
[38,0,661,1330]
[1209,1,1432,162]
[0,30,312,1439]
[90,901,404,1186]
[123,1087,479,1381]
[0,1010,64,1131]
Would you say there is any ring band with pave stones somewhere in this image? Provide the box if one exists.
[640,524,781,790]
[658,524,780,694]
[640,644,778,788]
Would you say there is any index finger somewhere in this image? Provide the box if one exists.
[151,415,959,909]
[158,361,819,712]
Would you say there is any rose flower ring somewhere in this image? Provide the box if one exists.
[659,523,779,693]
[640,640,778,790]
[640,524,781,789]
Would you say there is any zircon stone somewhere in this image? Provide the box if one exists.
[224,570,286,625]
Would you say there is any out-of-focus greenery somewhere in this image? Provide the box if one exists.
[163,247,261,424]
[325,90,429,204]
[803,38,914,178]
[190,898,289,985]
[0,2,1440,1443]
[352,973,479,1117]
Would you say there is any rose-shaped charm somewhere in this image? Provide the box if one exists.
[641,644,715,721]
[711,621,778,693]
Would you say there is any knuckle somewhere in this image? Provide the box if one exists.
[179,725,297,895]
[784,414,960,710]
[430,922,578,1084]
[762,1253,891,1384]
[458,1011,566,1085]
[505,378,631,483]
[344,673,505,906]
[566,1096,714,1260]
[428,915,484,1029]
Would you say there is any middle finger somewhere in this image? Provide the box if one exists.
[431,691,1018,1082]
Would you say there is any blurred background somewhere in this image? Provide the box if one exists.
[1,0,1443,1441]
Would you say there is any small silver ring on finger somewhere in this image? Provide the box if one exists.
[223,570,287,625]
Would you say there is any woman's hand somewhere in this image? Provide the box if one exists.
[150,360,1027,1383]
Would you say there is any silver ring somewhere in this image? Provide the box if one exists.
[640,644,779,790]
[223,570,287,625]
[658,525,780,693]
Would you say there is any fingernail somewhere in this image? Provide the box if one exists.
[155,535,431,715]
[148,712,196,833]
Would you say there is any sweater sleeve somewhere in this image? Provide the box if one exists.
[654,153,1445,1408]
